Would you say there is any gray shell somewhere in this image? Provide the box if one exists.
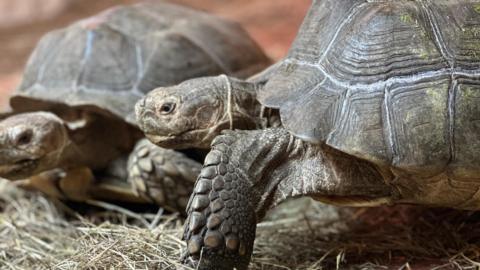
[12,2,270,125]
[258,0,480,178]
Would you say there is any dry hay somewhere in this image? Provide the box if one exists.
[1,179,480,270]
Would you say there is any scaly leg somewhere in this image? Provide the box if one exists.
[128,139,202,213]
[182,128,392,269]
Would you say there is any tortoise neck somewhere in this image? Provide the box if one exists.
[219,76,278,131]
[58,114,138,171]
[57,139,96,170]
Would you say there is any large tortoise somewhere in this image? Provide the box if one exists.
[135,0,480,269]
[0,2,270,208]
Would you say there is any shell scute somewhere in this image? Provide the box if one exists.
[388,78,451,177]
[451,79,480,179]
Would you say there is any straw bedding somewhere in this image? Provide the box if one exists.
[1,179,480,270]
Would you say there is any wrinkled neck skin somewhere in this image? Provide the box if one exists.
[211,62,284,134]
[195,76,279,149]
[229,76,281,130]
[56,138,92,170]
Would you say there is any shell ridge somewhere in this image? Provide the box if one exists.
[134,33,163,93]
[419,1,454,67]
[76,23,137,92]
[168,26,231,74]
[382,83,396,164]
[317,1,369,64]
[289,59,480,92]
[74,30,95,91]
[324,83,349,143]
[447,76,458,164]
[84,30,95,59]
[132,43,144,96]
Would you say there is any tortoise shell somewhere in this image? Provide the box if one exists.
[258,0,480,179]
[11,2,270,125]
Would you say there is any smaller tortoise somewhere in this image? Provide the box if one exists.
[138,1,480,269]
[0,2,270,210]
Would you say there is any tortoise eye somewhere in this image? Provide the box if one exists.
[15,129,33,146]
[159,102,176,115]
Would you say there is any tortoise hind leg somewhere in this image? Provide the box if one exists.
[128,139,201,214]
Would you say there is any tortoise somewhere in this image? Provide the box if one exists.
[135,0,480,269]
[0,2,270,210]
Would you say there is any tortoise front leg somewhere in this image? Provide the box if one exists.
[19,139,202,210]
[182,128,392,269]
[16,167,94,201]
[16,167,145,203]
[182,129,295,269]
[128,139,201,213]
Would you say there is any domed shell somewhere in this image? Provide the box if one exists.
[11,2,270,125]
[258,0,480,178]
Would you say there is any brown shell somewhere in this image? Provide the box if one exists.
[258,0,480,177]
[12,2,270,125]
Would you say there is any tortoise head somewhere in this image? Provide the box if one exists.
[0,112,70,180]
[136,75,259,149]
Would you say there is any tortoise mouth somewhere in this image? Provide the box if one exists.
[144,133,192,149]
[0,158,39,180]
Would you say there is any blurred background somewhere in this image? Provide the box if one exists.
[0,0,311,110]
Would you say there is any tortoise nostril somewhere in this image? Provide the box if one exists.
[136,97,147,110]
[16,129,33,146]
[142,96,158,112]
[136,98,151,121]
[141,97,148,108]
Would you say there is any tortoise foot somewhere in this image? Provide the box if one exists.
[182,135,256,270]
[128,139,201,213]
